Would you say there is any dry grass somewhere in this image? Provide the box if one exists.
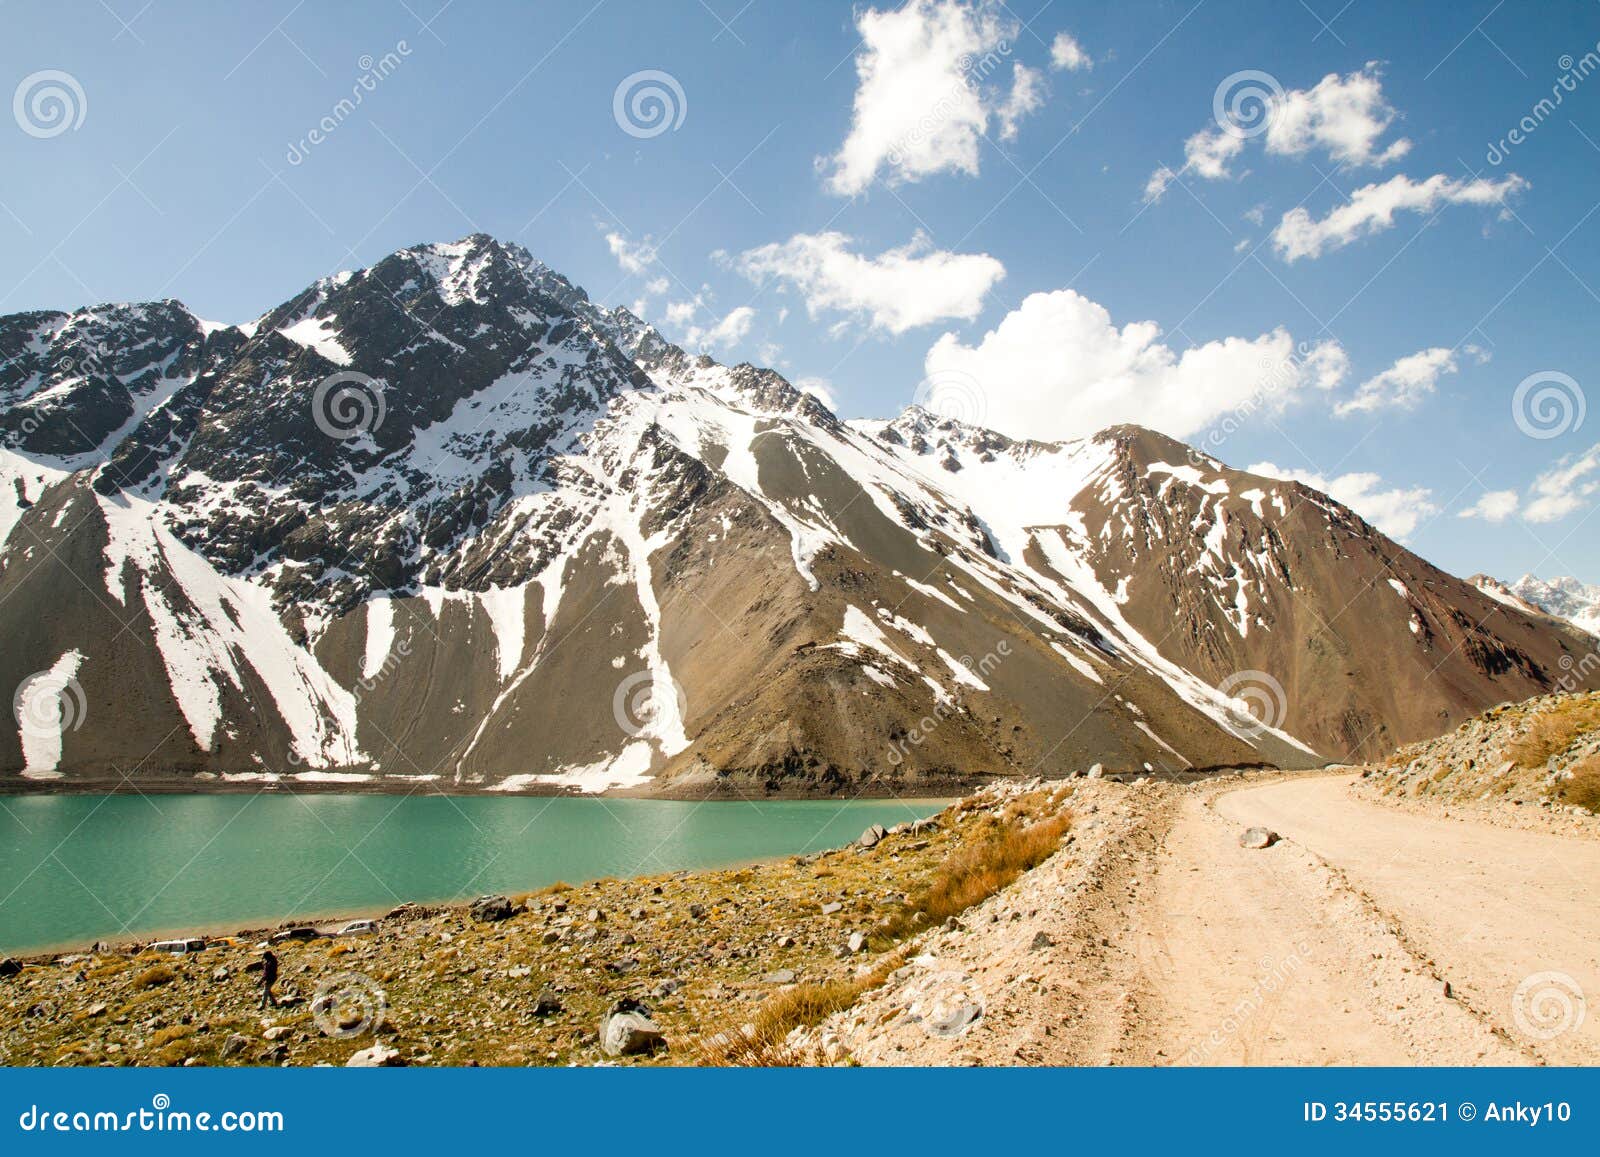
[695,791,1073,1067]
[693,951,907,1066]
[1552,753,1600,813]
[884,808,1071,937]
[130,964,176,989]
[1508,698,1600,768]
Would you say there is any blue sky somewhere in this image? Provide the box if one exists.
[4,0,1600,583]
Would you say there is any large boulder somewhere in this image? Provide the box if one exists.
[346,1043,405,1067]
[600,1000,665,1057]
[859,824,887,848]
[1238,827,1280,849]
[469,895,515,923]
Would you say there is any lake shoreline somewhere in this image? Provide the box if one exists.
[0,794,953,958]
[0,773,990,800]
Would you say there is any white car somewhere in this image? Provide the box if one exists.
[148,937,207,954]
[335,920,379,937]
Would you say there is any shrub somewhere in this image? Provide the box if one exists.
[885,810,1071,936]
[1508,698,1600,768]
[131,964,176,989]
[1552,753,1600,813]
[693,953,905,1067]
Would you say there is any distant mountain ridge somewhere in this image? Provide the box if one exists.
[3,234,1596,795]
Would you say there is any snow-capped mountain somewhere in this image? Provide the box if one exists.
[1478,574,1600,636]
[3,235,1595,794]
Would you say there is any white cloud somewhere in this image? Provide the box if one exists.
[1049,31,1091,72]
[1143,165,1177,203]
[1182,128,1246,181]
[997,63,1044,142]
[1335,346,1462,415]
[825,0,1039,195]
[1272,172,1528,261]
[683,306,755,353]
[1453,445,1600,525]
[605,231,658,275]
[1522,443,1600,523]
[795,376,839,412]
[735,230,1004,335]
[921,287,1346,441]
[1458,490,1520,523]
[663,298,701,327]
[1146,65,1409,202]
[1266,66,1411,167]
[1247,461,1438,542]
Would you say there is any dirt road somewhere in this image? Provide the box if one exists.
[809,774,1596,1066]
[1202,775,1599,1065]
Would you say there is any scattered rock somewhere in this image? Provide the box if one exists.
[346,1042,405,1067]
[1086,763,1105,779]
[0,958,21,979]
[469,895,515,923]
[1239,826,1280,849]
[210,966,230,982]
[262,1026,293,1042]
[221,1033,251,1058]
[688,903,707,921]
[532,988,563,1017]
[764,968,797,985]
[600,1000,664,1057]
[820,901,844,915]
[847,931,868,953]
[859,824,887,848]
[1029,931,1054,951]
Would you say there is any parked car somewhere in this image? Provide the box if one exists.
[148,937,207,954]
[335,919,379,937]
[268,926,321,943]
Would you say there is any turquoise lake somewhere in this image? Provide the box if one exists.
[0,793,943,953]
